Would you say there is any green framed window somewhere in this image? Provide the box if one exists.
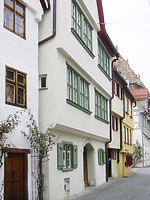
[98,39,110,78]
[71,0,94,57]
[57,142,78,171]
[98,148,105,165]
[67,62,90,112]
[95,89,108,122]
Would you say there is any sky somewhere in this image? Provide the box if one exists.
[102,0,150,90]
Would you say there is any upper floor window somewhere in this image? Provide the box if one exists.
[4,0,25,38]
[95,90,108,122]
[114,80,123,99]
[71,0,94,58]
[112,115,118,131]
[124,126,126,143]
[125,95,129,113]
[67,63,90,113]
[6,67,26,108]
[130,100,133,117]
[98,39,110,78]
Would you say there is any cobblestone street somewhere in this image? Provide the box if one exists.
[65,167,150,200]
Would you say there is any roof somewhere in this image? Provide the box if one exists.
[130,88,148,99]
[96,0,119,58]
[114,69,127,87]
[40,0,50,10]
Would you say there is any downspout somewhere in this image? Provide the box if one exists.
[39,0,56,45]
[105,57,118,182]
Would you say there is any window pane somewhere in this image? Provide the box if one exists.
[5,0,13,7]
[15,15,24,36]
[17,87,24,105]
[6,84,15,103]
[4,8,13,30]
[6,69,15,81]
[72,3,76,29]
[16,3,24,14]
[67,146,71,168]
[41,77,46,88]
[63,146,66,168]
[77,10,81,36]
[67,69,72,84]
[17,74,24,84]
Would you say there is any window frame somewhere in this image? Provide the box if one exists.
[112,115,118,131]
[71,0,94,58]
[4,0,26,38]
[39,74,48,90]
[98,39,111,79]
[124,126,126,143]
[130,100,133,117]
[95,89,108,123]
[125,95,129,114]
[114,80,123,100]
[66,62,91,114]
[57,142,78,171]
[6,66,27,108]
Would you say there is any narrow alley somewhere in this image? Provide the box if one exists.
[66,167,150,200]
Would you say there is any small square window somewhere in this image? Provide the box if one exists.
[39,75,47,89]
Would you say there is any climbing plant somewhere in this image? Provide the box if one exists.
[0,110,23,199]
[22,109,58,200]
[0,111,23,168]
[132,140,143,167]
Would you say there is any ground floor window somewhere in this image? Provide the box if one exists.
[57,142,78,171]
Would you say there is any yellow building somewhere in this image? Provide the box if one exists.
[118,87,135,177]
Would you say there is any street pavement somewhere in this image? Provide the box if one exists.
[65,167,150,200]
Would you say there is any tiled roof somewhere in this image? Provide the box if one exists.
[130,88,148,99]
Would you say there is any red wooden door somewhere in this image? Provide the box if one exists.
[5,153,24,200]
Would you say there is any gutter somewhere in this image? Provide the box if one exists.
[105,57,119,182]
[39,0,56,45]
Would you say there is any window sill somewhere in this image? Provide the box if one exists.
[39,87,48,90]
[6,102,27,109]
[66,99,92,115]
[98,64,111,81]
[71,28,95,59]
[95,115,109,124]
[4,26,26,39]
[62,168,73,172]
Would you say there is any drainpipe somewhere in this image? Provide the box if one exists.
[105,58,118,182]
[39,0,56,45]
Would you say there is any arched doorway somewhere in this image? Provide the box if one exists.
[83,143,95,187]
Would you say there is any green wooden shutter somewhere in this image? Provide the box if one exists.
[57,143,63,170]
[72,145,78,169]
[98,149,105,165]
[103,150,106,164]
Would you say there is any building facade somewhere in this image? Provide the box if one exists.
[107,70,126,178]
[131,88,150,167]
[118,86,135,177]
[39,0,118,199]
[0,0,43,199]
[114,55,150,168]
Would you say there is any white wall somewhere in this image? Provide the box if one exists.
[0,1,43,199]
